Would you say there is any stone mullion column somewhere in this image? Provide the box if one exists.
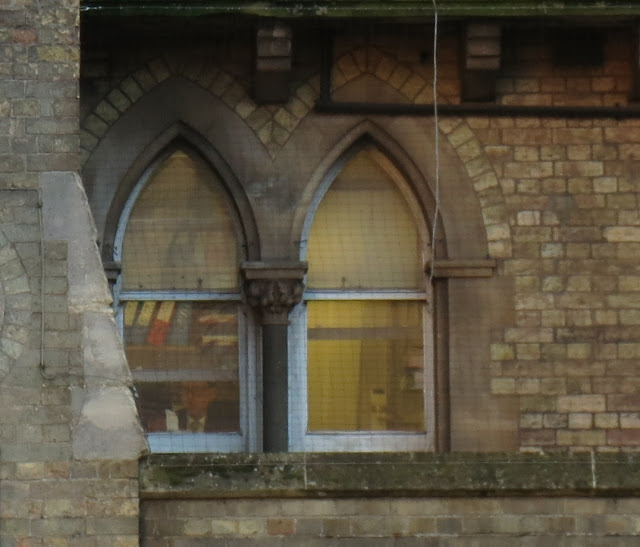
[242,261,307,452]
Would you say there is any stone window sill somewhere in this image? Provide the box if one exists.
[139,452,640,499]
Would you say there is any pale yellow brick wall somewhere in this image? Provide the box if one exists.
[141,497,640,544]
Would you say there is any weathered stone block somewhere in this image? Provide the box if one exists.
[558,395,606,413]
[608,429,640,445]
[491,378,516,395]
[520,429,556,446]
[557,430,606,446]
[504,161,553,179]
[568,412,593,430]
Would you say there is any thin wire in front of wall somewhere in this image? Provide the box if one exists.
[37,190,55,380]
[428,1,440,288]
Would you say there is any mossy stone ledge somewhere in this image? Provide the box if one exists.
[140,452,640,499]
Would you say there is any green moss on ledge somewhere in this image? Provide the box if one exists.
[139,452,640,499]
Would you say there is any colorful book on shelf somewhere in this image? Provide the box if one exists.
[201,334,238,346]
[198,311,235,324]
[147,301,176,346]
[138,301,156,327]
[124,301,139,327]
[125,301,153,346]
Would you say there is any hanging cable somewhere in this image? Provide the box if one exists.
[37,190,56,380]
[428,1,440,287]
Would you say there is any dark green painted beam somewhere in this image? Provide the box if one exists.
[81,0,640,18]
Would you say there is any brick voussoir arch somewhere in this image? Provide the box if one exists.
[80,48,511,259]
[332,47,511,260]
[80,56,320,162]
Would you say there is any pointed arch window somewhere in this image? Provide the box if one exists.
[290,145,434,452]
[114,148,255,453]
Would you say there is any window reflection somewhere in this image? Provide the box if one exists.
[122,150,238,291]
[127,301,241,433]
[120,150,242,441]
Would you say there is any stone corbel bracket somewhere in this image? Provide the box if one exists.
[102,260,122,285]
[426,258,497,279]
[242,261,308,325]
[461,22,501,102]
[255,23,292,103]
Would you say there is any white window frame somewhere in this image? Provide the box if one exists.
[289,145,435,452]
[113,148,258,453]
[289,292,434,452]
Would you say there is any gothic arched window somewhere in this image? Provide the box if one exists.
[115,147,254,452]
[290,145,434,452]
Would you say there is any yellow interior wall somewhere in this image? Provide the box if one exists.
[307,339,361,431]
[308,301,363,431]
[307,300,425,432]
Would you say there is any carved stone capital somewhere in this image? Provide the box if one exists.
[242,261,308,325]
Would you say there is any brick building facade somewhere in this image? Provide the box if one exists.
[4,0,640,544]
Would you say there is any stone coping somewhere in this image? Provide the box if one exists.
[81,0,640,18]
[139,452,640,499]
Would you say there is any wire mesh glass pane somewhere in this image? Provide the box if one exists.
[126,300,240,433]
[122,150,238,291]
[307,300,425,432]
[306,149,422,290]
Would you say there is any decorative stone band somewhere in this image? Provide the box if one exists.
[426,258,497,279]
[242,261,308,325]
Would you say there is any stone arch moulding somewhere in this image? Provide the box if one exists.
[319,44,513,261]
[81,48,440,163]
[80,45,453,161]
[80,59,318,162]
[82,77,265,257]
[292,120,444,259]
[81,50,510,262]
[100,121,260,267]
[327,45,511,262]
[291,118,502,269]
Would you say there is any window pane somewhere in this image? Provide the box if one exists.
[307,149,422,290]
[122,150,238,291]
[125,301,240,433]
[307,300,425,432]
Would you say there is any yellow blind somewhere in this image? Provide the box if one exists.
[307,149,422,290]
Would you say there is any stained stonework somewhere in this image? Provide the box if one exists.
[80,50,512,260]
[0,0,146,539]
[79,56,317,161]
[0,209,33,382]
[139,453,640,544]
[40,171,146,461]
